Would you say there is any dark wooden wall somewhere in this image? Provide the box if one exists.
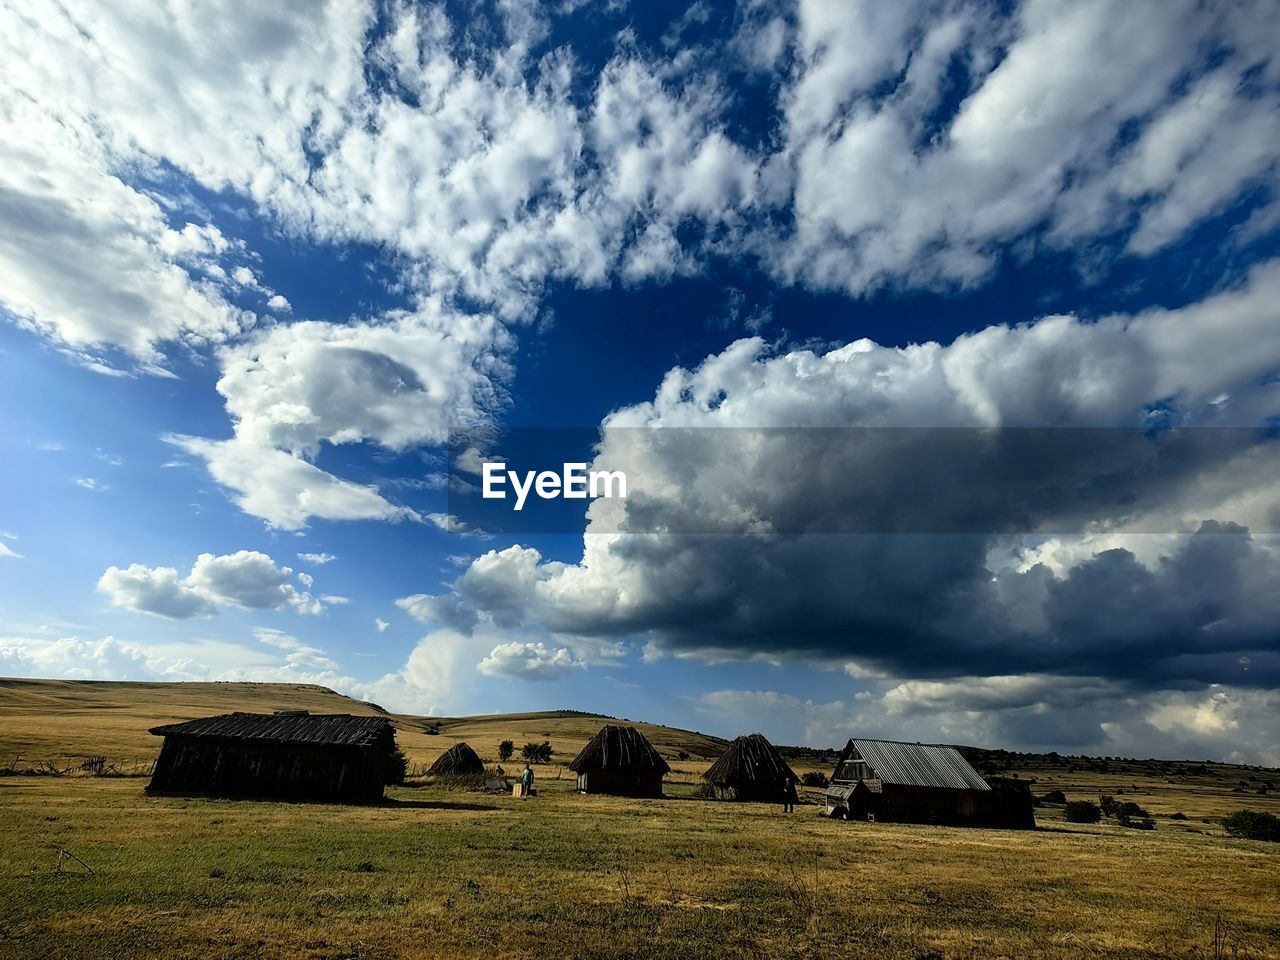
[709,779,787,802]
[860,781,1034,828]
[576,768,664,798]
[147,737,387,804]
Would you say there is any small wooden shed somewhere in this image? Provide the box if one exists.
[823,738,1034,829]
[702,733,797,802]
[147,711,396,804]
[568,724,669,797]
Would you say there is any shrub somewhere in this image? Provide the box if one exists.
[498,740,514,762]
[1063,800,1102,823]
[1221,810,1280,842]
[1099,794,1120,817]
[801,771,828,788]
[1113,800,1153,828]
[385,747,408,785]
[1039,789,1067,805]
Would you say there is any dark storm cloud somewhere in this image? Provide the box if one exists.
[404,268,1280,696]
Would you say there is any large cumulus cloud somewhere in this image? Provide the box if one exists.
[411,264,1280,694]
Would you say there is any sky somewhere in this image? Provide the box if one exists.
[2,0,1279,764]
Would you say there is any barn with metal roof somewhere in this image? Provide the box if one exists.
[147,711,398,804]
[824,738,1033,829]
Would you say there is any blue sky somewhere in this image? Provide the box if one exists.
[2,0,1279,763]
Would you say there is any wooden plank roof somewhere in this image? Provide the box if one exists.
[149,712,392,749]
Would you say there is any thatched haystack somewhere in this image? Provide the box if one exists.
[568,724,669,797]
[702,733,797,802]
[426,742,485,777]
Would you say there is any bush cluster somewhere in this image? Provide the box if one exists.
[1222,810,1280,842]
[521,740,554,763]
[385,747,408,785]
[1100,794,1155,829]
[1063,800,1101,823]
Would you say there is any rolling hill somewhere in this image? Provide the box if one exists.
[0,677,729,775]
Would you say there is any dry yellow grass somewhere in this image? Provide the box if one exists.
[1,679,1278,959]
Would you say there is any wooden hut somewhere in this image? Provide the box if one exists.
[568,724,669,797]
[823,738,1034,829]
[426,742,485,776]
[702,733,797,802]
[147,711,396,804]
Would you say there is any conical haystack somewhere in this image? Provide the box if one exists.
[702,733,796,801]
[426,742,485,776]
[568,724,669,797]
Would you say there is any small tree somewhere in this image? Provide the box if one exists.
[521,741,553,763]
[498,740,514,762]
[801,771,828,788]
[1063,800,1102,823]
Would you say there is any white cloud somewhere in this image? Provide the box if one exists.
[0,541,24,560]
[298,552,338,565]
[253,627,339,672]
[0,634,208,681]
[477,641,584,681]
[168,435,414,531]
[0,629,455,715]
[215,305,513,457]
[375,618,389,633]
[5,0,1276,537]
[0,93,256,369]
[3,0,1275,365]
[74,478,109,492]
[768,0,1280,294]
[98,550,324,619]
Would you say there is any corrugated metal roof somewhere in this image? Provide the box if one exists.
[847,739,990,791]
[149,712,392,748]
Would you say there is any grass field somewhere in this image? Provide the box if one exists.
[1,679,1278,959]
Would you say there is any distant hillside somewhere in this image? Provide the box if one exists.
[0,678,728,773]
[0,678,387,766]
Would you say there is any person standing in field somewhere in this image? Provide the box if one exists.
[783,775,798,814]
[521,763,534,799]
